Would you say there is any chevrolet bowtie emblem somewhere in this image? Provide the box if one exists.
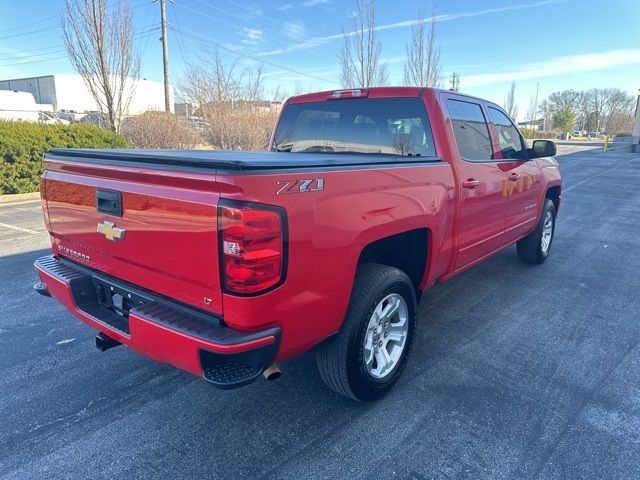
[97,221,125,241]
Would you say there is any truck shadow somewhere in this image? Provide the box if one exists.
[5,166,635,480]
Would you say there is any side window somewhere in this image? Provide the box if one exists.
[446,99,492,161]
[487,107,527,159]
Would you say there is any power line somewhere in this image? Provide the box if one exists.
[168,6,190,64]
[0,25,158,65]
[139,5,159,60]
[0,46,66,61]
[170,25,338,86]
[0,15,58,34]
[0,54,69,68]
[188,0,336,61]
[0,29,159,68]
[0,24,59,41]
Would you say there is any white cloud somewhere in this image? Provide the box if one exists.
[262,65,337,79]
[258,0,568,57]
[302,0,329,6]
[241,27,264,45]
[462,49,640,87]
[283,20,307,40]
[277,4,293,11]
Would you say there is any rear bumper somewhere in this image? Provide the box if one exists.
[34,255,280,389]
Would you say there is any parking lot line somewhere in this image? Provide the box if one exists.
[564,157,636,193]
[0,221,40,235]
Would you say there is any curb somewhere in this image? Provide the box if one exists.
[0,192,40,204]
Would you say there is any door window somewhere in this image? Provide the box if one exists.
[446,99,492,161]
[487,107,527,159]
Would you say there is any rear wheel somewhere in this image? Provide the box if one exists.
[517,199,556,264]
[316,263,417,401]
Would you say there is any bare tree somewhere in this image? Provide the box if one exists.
[179,49,242,105]
[403,4,442,87]
[586,88,612,133]
[547,89,581,113]
[605,90,635,133]
[539,99,554,132]
[339,0,388,88]
[504,81,518,119]
[179,50,278,150]
[62,0,141,132]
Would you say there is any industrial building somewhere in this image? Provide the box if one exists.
[0,74,172,114]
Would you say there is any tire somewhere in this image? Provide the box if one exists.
[315,263,417,401]
[517,199,556,264]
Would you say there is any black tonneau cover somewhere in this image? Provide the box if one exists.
[47,149,441,171]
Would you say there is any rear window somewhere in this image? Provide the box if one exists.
[272,98,435,157]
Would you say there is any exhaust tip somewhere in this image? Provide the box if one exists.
[262,363,281,381]
[95,332,121,352]
[33,281,51,297]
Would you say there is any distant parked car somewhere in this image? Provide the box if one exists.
[80,112,108,128]
[587,132,599,140]
[185,115,208,131]
[39,112,70,125]
[58,109,86,122]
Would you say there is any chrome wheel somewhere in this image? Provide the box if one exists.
[541,210,554,254]
[363,293,409,379]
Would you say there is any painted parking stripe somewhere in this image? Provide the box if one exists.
[564,158,636,193]
[0,221,41,235]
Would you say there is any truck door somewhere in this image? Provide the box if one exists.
[486,106,543,242]
[443,97,509,270]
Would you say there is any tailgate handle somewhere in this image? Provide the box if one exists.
[96,189,123,217]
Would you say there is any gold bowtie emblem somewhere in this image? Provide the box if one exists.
[97,221,125,241]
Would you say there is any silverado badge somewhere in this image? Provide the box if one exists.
[97,221,125,241]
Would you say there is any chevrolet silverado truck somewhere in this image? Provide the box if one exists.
[34,87,561,401]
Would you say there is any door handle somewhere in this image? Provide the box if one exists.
[462,178,480,189]
[508,173,521,181]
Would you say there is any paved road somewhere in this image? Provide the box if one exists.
[1,147,639,479]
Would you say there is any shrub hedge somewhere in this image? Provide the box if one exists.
[0,121,127,194]
[519,128,537,139]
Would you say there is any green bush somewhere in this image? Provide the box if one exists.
[0,121,127,194]
[519,128,537,139]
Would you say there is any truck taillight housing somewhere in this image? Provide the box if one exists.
[218,200,287,295]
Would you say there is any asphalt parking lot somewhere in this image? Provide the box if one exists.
[1,146,639,480]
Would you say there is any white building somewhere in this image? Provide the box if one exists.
[0,74,172,114]
[0,90,52,121]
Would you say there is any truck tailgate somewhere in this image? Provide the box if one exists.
[42,156,223,315]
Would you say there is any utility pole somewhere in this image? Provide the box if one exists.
[159,0,171,112]
[449,73,460,92]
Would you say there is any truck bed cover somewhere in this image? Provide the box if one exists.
[47,149,441,171]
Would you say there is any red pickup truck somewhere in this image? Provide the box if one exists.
[34,87,561,400]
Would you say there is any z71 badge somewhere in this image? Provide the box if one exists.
[276,178,324,195]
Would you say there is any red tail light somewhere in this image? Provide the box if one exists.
[218,200,287,295]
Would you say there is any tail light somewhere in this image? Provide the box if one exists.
[218,200,287,295]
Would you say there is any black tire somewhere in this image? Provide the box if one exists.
[315,263,417,401]
[517,199,556,264]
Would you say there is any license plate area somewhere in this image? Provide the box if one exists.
[93,277,148,319]
[68,274,150,336]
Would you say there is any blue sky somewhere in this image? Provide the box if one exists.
[1,0,639,120]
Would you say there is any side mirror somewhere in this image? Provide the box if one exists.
[531,140,556,158]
